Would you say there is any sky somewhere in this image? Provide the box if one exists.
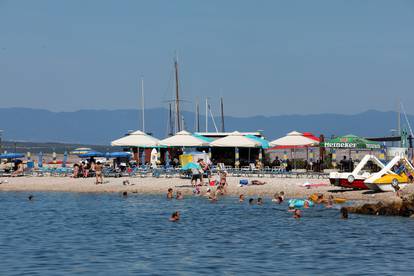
[0,0,414,117]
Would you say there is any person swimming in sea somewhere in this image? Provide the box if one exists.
[122,191,128,197]
[257,197,263,205]
[167,188,174,199]
[340,207,349,219]
[170,211,180,222]
[249,198,255,205]
[293,209,301,219]
[176,191,183,200]
[325,195,334,208]
[272,192,284,204]
[239,194,245,202]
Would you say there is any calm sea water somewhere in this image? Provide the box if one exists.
[1,192,414,275]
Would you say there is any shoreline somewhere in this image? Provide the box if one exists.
[0,176,405,203]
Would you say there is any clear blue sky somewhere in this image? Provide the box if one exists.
[1,0,413,116]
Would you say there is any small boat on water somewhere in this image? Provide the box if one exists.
[329,155,387,190]
[364,156,414,192]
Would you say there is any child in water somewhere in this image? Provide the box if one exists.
[272,191,285,204]
[293,209,301,219]
[257,197,263,205]
[176,191,183,200]
[239,194,245,202]
[170,211,180,222]
[167,188,174,199]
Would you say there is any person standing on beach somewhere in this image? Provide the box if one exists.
[95,161,103,184]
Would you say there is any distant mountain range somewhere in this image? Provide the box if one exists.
[0,107,411,145]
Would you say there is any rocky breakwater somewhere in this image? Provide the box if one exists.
[346,194,414,217]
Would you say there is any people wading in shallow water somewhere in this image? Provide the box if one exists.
[239,194,245,202]
[170,211,180,222]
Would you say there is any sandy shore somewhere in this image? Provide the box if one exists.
[0,175,408,202]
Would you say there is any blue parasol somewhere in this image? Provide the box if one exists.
[0,153,25,159]
[78,151,105,158]
[106,152,132,158]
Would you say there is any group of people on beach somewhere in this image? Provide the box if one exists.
[73,160,103,184]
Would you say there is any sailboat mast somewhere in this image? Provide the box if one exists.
[168,103,174,136]
[141,77,145,132]
[398,100,401,147]
[220,97,225,132]
[205,97,208,132]
[174,58,181,132]
[195,98,200,132]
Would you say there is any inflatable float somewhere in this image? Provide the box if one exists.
[288,199,314,208]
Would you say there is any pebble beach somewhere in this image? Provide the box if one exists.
[0,176,406,203]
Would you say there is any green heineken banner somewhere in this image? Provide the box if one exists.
[320,135,381,150]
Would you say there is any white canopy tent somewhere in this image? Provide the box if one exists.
[269,131,318,169]
[210,131,262,167]
[160,130,210,147]
[210,131,262,148]
[270,131,317,147]
[111,130,161,147]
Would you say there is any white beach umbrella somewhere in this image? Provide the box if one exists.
[269,131,317,147]
[160,130,209,147]
[210,131,262,148]
[111,130,160,147]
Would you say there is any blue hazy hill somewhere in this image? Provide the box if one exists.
[0,108,410,145]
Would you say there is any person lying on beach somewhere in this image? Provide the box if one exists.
[176,191,183,200]
[251,180,266,185]
[170,211,180,222]
[257,197,263,205]
[293,209,301,219]
[167,188,174,199]
[239,194,245,202]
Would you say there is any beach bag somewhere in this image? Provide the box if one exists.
[239,179,249,185]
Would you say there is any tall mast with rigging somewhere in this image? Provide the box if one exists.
[220,97,225,132]
[140,77,145,132]
[174,56,181,132]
